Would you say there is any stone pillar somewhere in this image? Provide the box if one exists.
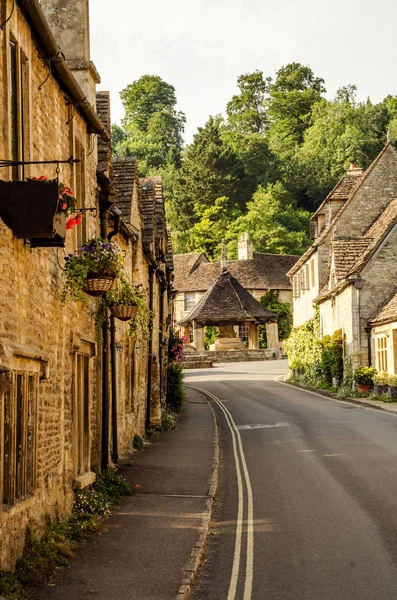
[193,323,205,352]
[219,324,236,338]
[266,321,279,350]
[248,324,259,349]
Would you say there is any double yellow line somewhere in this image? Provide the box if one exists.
[187,385,254,600]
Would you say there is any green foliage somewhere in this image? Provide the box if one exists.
[373,372,389,385]
[61,239,122,302]
[166,362,186,412]
[226,70,269,134]
[161,408,179,431]
[2,469,131,591]
[320,330,344,386]
[204,326,219,350]
[106,278,151,339]
[354,366,377,386]
[387,374,397,387]
[259,290,292,341]
[116,75,185,175]
[133,434,143,450]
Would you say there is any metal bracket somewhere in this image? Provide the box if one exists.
[0,157,80,168]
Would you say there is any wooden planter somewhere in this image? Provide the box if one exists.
[110,305,138,321]
[388,385,397,399]
[356,383,372,393]
[83,274,115,297]
[30,212,66,248]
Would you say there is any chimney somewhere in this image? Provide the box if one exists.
[347,161,363,177]
[40,0,100,106]
[238,232,253,261]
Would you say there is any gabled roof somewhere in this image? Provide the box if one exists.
[180,269,278,326]
[113,158,138,224]
[174,252,298,293]
[140,179,156,245]
[311,171,363,219]
[370,289,397,326]
[332,239,372,281]
[165,227,174,271]
[288,142,397,277]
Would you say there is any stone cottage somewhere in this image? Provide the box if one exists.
[288,142,397,369]
[173,232,298,349]
[0,0,173,570]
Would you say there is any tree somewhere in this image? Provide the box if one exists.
[169,116,247,231]
[226,70,269,135]
[226,182,311,257]
[117,75,186,175]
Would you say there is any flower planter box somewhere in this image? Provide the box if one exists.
[0,179,60,240]
[110,305,138,321]
[388,385,397,399]
[374,384,388,395]
[30,212,66,248]
[356,384,372,393]
[83,274,115,297]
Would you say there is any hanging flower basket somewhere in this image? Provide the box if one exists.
[110,304,138,321]
[61,238,122,303]
[83,274,115,297]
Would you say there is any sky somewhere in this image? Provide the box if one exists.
[89,0,397,143]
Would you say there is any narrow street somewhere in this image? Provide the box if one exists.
[188,360,397,600]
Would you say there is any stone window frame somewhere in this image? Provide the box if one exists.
[7,33,31,181]
[71,332,96,490]
[376,334,388,373]
[311,260,316,288]
[73,135,87,248]
[184,292,196,313]
[0,341,46,509]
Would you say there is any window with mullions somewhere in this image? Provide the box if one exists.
[2,371,38,506]
[74,138,86,248]
[9,39,30,181]
[376,336,388,373]
[75,353,90,476]
[184,293,196,313]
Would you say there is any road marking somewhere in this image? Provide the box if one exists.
[323,453,346,457]
[238,422,290,430]
[295,449,317,453]
[188,385,254,600]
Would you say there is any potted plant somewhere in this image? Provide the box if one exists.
[354,366,377,393]
[106,279,147,321]
[373,372,389,395]
[387,374,397,399]
[61,238,122,302]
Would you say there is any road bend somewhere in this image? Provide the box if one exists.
[187,360,397,600]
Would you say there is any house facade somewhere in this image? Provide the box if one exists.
[173,233,298,348]
[0,0,173,569]
[288,142,397,369]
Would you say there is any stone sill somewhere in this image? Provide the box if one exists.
[73,471,96,490]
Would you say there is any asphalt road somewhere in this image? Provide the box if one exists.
[187,360,397,600]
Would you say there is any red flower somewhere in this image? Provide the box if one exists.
[66,217,75,230]
[39,175,47,181]
[61,203,67,210]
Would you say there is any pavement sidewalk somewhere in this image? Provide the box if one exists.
[30,388,215,600]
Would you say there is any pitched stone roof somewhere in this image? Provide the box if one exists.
[180,269,278,326]
[289,142,397,277]
[173,252,298,293]
[332,239,372,280]
[312,171,364,218]
[370,289,397,325]
[165,227,174,271]
[113,158,137,224]
[140,179,156,245]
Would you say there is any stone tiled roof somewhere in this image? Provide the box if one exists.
[174,253,298,293]
[288,143,397,277]
[113,158,137,224]
[333,239,372,280]
[180,269,278,326]
[370,290,397,325]
[312,172,363,218]
[140,179,156,245]
[165,227,174,271]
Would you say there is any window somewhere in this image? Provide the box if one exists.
[9,39,30,181]
[293,274,300,299]
[189,326,194,344]
[184,293,196,312]
[1,371,38,506]
[74,351,90,476]
[301,265,310,291]
[376,336,388,373]
[239,324,249,346]
[311,260,315,288]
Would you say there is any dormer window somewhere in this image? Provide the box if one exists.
[184,293,196,312]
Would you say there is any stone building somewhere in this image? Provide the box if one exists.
[173,233,298,348]
[0,0,173,570]
[288,142,397,369]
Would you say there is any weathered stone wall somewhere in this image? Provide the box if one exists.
[0,3,100,568]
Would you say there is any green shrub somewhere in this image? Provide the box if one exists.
[204,326,219,350]
[387,374,397,387]
[259,290,292,348]
[161,408,179,430]
[166,362,186,412]
[373,372,389,385]
[354,366,376,386]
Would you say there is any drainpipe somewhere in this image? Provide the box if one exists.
[365,326,372,367]
[146,264,155,430]
[110,315,118,464]
[100,207,110,469]
[159,280,165,403]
